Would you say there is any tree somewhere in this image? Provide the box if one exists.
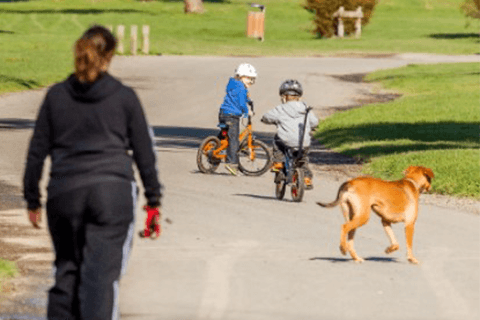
[184,0,204,14]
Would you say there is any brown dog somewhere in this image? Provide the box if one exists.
[317,166,434,264]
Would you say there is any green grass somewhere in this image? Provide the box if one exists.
[0,259,18,291]
[0,0,479,93]
[315,62,480,199]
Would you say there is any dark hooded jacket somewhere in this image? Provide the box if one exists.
[23,73,162,210]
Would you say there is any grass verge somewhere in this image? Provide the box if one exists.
[0,259,18,292]
[0,0,479,94]
[315,62,480,199]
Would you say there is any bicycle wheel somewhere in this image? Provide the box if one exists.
[291,168,305,202]
[197,136,222,174]
[275,172,287,200]
[237,139,272,176]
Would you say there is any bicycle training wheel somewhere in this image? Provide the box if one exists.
[197,136,221,174]
[291,168,305,202]
[237,139,272,176]
[275,172,287,200]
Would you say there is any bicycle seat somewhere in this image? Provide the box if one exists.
[217,123,228,129]
[285,147,305,159]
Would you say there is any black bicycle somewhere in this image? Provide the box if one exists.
[273,106,313,202]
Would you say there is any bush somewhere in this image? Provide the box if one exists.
[461,0,480,19]
[304,0,377,38]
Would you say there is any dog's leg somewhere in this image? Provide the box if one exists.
[340,204,369,263]
[405,222,419,264]
[382,220,400,254]
[340,201,350,222]
[347,228,361,261]
[338,200,352,256]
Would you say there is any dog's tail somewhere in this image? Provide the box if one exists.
[316,182,349,208]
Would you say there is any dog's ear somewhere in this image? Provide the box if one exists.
[422,167,435,181]
[403,166,414,175]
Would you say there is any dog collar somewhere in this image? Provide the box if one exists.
[405,178,420,190]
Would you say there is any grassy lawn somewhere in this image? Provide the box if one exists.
[315,62,480,199]
[0,259,18,292]
[0,0,479,93]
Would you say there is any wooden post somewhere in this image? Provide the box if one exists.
[142,25,150,55]
[130,25,138,56]
[337,7,345,38]
[117,25,125,54]
[355,7,362,39]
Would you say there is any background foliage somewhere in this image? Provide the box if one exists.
[0,0,478,94]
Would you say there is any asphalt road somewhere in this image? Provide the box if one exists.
[0,55,478,320]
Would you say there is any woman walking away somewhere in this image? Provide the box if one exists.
[23,25,162,320]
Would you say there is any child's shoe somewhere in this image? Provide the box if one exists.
[270,162,284,172]
[304,177,313,190]
[225,164,238,176]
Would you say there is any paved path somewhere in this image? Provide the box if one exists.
[0,54,478,319]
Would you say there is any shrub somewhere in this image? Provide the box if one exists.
[304,0,377,38]
[461,0,480,19]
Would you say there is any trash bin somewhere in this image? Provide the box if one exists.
[246,4,265,41]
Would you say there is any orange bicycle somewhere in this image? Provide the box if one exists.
[197,104,272,176]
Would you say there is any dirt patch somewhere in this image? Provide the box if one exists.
[0,180,52,317]
[314,74,402,119]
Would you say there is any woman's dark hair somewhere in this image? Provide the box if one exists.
[75,25,117,83]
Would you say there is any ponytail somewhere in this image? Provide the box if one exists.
[74,25,117,83]
[75,38,101,83]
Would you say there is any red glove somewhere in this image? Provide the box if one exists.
[142,206,161,238]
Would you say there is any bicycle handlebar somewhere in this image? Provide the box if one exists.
[248,100,254,113]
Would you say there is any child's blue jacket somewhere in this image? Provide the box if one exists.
[219,78,249,117]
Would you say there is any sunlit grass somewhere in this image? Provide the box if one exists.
[315,62,480,198]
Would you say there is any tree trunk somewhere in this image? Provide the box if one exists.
[184,0,204,14]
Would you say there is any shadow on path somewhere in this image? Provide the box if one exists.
[152,125,358,166]
[310,256,399,263]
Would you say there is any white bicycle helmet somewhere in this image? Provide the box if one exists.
[235,63,257,78]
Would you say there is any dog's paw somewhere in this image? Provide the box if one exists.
[354,258,365,264]
[385,244,400,254]
[339,244,348,255]
[408,257,420,265]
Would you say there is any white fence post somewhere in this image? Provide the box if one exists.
[117,25,125,54]
[142,25,150,54]
[130,25,138,56]
[355,7,362,39]
[333,6,363,39]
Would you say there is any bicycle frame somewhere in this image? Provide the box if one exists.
[211,116,256,161]
[282,148,303,184]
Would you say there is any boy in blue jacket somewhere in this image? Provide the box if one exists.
[219,63,257,175]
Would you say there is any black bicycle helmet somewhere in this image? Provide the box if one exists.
[279,79,303,97]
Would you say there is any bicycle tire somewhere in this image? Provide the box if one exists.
[275,172,287,200]
[291,168,305,202]
[237,139,272,176]
[197,136,222,174]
